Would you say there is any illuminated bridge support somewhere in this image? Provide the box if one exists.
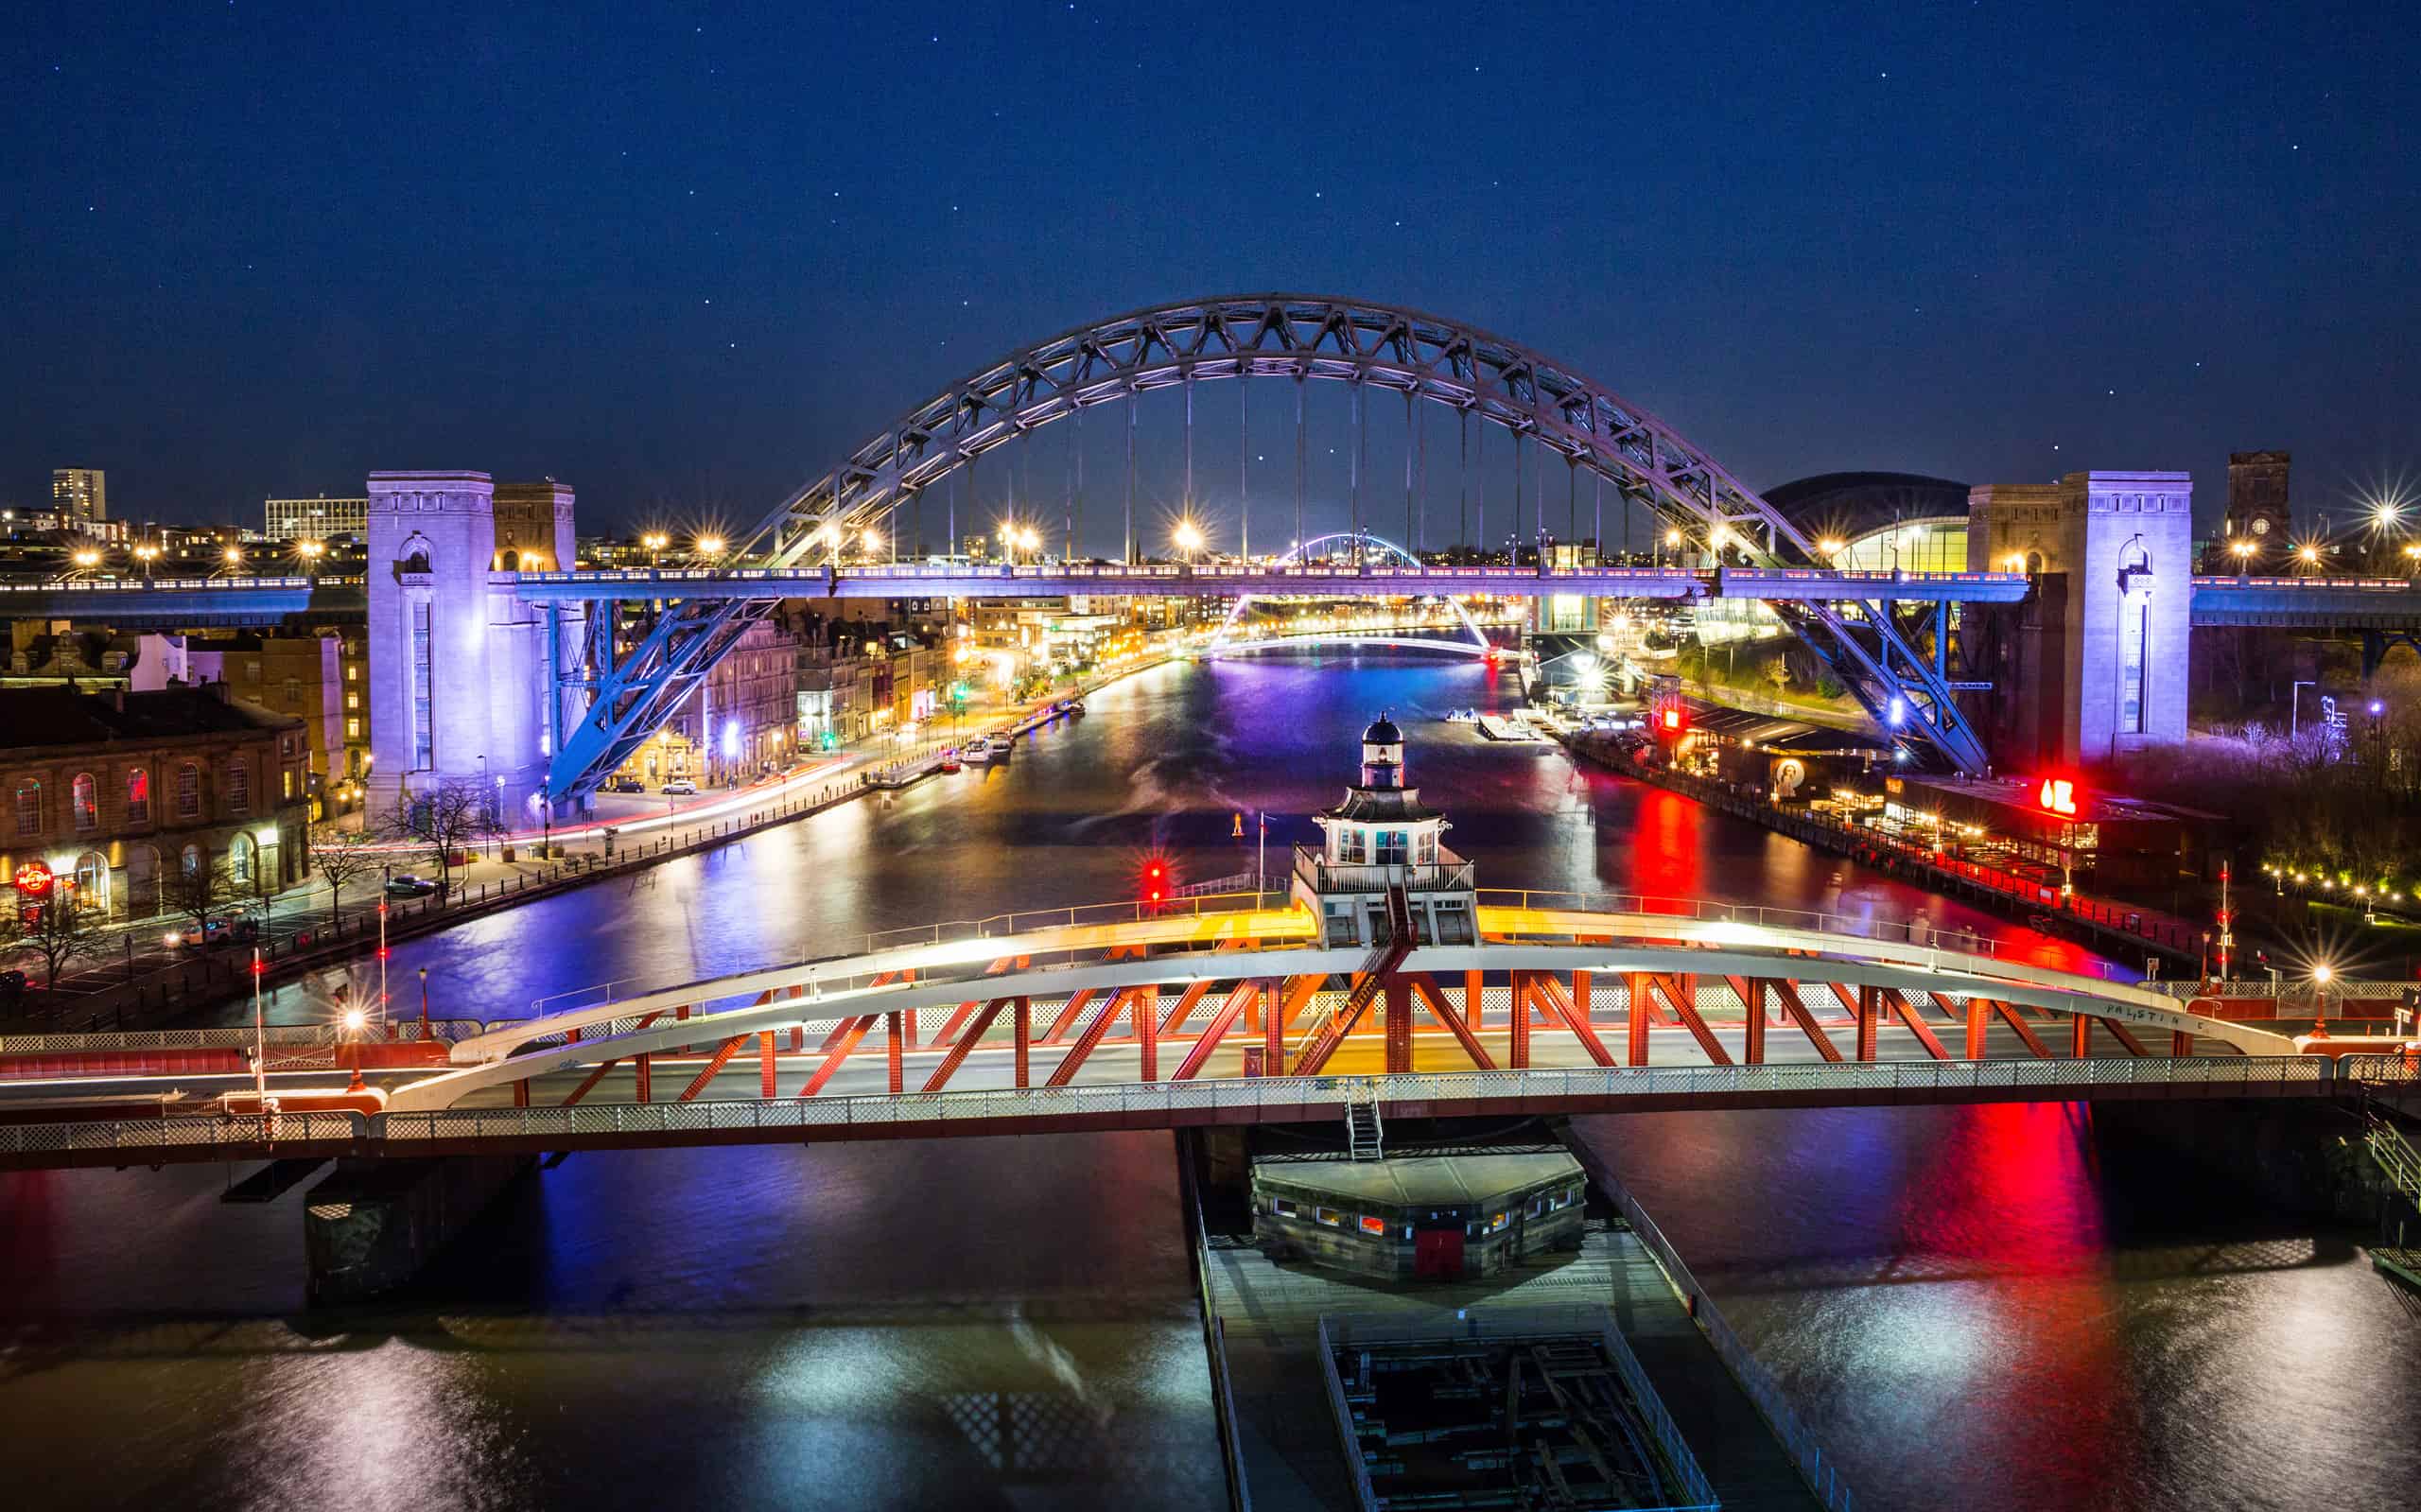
[365,471,583,821]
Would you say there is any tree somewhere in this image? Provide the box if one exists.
[165,853,244,939]
[309,820,381,925]
[380,778,499,894]
[6,890,101,989]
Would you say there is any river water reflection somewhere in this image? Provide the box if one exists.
[6,655,2405,1510]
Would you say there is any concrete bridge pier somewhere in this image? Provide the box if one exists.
[302,1153,538,1302]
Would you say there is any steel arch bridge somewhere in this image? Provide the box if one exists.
[551,295,1989,803]
[1204,530,1498,656]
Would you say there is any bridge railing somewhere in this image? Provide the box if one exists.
[1472,887,2008,960]
[1,1055,2351,1163]
[0,1018,496,1056]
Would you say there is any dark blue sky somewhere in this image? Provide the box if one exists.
[5,2,2413,546]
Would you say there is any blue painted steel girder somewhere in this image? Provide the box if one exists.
[506,565,2029,605]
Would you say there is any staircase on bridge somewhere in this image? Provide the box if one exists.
[2365,1110,2421,1211]
[1287,886,1417,1076]
[1345,1083,1385,1161]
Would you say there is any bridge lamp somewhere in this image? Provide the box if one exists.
[862,527,886,556]
[71,548,99,570]
[2230,541,2256,566]
[1663,529,1682,548]
[1817,536,1845,558]
[696,534,725,559]
[133,543,159,579]
[2311,963,2334,985]
[2376,502,2403,530]
[1173,520,1205,558]
[222,546,243,566]
[2295,544,2320,567]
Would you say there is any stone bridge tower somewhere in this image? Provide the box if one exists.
[364,471,582,825]
[1965,470,2192,765]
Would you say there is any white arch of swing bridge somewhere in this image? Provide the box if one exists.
[1204,530,1499,655]
[382,894,2292,1113]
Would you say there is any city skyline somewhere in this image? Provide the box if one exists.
[5,3,2414,539]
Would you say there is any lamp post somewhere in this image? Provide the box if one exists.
[418,965,429,1030]
[133,543,159,580]
[2290,680,2316,739]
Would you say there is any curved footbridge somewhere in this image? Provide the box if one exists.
[5,891,2387,1172]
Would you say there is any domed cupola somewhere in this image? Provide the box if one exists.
[1361,712,1406,788]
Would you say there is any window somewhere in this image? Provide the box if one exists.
[410,599,434,768]
[176,763,200,818]
[70,772,97,830]
[282,770,295,800]
[283,678,301,707]
[346,718,361,739]
[1487,1211,1510,1234]
[226,759,250,814]
[181,843,202,877]
[126,767,149,823]
[345,663,358,682]
[1358,1215,1386,1236]
[1375,829,1409,864]
[1271,1197,1301,1219]
[345,691,358,711]
[13,781,40,836]
[244,660,261,683]
[230,832,255,885]
[1338,828,1367,863]
[1315,1207,1342,1227]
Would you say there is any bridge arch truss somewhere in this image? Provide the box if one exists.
[552,296,1988,801]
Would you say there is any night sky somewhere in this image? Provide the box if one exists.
[5,2,2413,547]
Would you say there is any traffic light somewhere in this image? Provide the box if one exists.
[1141,858,1170,906]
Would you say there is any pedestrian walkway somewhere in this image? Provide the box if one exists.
[1201,1220,1823,1512]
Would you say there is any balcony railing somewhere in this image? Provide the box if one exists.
[1291,843,1475,895]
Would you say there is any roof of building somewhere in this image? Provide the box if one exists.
[1762,471,1971,542]
[1363,713,1403,745]
[1255,1152,1583,1208]
[1905,774,2224,824]
[1323,784,1445,824]
[0,686,300,752]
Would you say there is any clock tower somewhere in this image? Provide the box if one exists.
[2208,450,2291,572]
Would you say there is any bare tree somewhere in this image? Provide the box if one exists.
[164,854,244,939]
[309,820,381,925]
[380,779,499,894]
[7,888,103,989]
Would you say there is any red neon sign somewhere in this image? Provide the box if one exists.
[2037,777,2079,816]
[1662,708,1682,732]
[12,861,53,897]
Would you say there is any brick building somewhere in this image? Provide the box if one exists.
[0,686,311,919]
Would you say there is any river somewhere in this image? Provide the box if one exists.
[4,654,2411,1510]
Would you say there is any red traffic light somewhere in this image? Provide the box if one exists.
[1141,858,1170,904]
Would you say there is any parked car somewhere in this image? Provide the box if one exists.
[660,779,698,796]
[603,775,645,794]
[201,916,259,945]
[385,875,439,898]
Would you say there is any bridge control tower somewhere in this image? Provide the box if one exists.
[1293,716,1478,948]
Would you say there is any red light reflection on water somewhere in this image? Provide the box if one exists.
[1630,787,1703,900]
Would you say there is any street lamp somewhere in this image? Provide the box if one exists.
[133,543,159,580]
[1817,537,1845,559]
[695,533,725,561]
[642,530,670,567]
[861,526,885,561]
[2295,543,2321,572]
[68,547,100,580]
[2230,539,2256,570]
[296,539,324,575]
[1172,519,1205,562]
